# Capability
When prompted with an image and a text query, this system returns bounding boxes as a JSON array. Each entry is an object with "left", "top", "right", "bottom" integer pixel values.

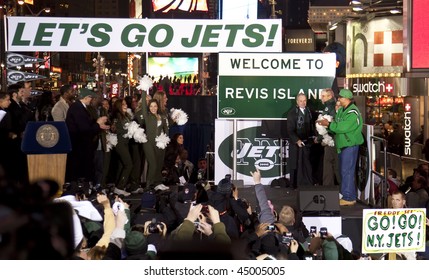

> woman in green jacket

[{"left": 141, "top": 95, "right": 169, "bottom": 190}]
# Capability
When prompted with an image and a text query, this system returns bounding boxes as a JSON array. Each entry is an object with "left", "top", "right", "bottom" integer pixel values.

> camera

[
  {"left": 266, "top": 224, "right": 276, "bottom": 231},
  {"left": 310, "top": 226, "right": 317, "bottom": 236},
  {"left": 148, "top": 218, "right": 164, "bottom": 234},
  {"left": 201, "top": 204, "right": 209, "bottom": 214},
  {"left": 197, "top": 169, "right": 204, "bottom": 180},
  {"left": 281, "top": 232, "right": 293, "bottom": 245},
  {"left": 320, "top": 227, "right": 328, "bottom": 238}
]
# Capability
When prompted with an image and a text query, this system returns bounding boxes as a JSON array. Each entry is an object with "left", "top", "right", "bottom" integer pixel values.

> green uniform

[
  {"left": 141, "top": 92, "right": 169, "bottom": 188},
  {"left": 112, "top": 113, "right": 133, "bottom": 190},
  {"left": 129, "top": 108, "right": 145, "bottom": 188}
]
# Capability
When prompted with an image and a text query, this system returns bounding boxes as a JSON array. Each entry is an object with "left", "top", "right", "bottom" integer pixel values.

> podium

[{"left": 21, "top": 122, "right": 71, "bottom": 189}]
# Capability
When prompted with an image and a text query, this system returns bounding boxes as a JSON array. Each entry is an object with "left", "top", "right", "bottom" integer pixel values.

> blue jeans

[{"left": 339, "top": 146, "right": 359, "bottom": 201}]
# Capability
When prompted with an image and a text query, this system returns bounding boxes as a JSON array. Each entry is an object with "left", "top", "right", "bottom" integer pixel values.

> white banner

[
  {"left": 219, "top": 53, "right": 336, "bottom": 77},
  {"left": 6, "top": 17, "right": 282, "bottom": 53}
]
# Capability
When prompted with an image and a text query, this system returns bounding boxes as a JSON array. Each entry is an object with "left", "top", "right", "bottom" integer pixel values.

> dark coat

[
  {"left": 0, "top": 109, "right": 13, "bottom": 170},
  {"left": 286, "top": 106, "right": 315, "bottom": 170},
  {"left": 65, "top": 101, "right": 101, "bottom": 182},
  {"left": 8, "top": 99, "right": 34, "bottom": 137}
]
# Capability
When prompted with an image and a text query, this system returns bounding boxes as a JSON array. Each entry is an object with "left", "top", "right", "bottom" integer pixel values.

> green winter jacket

[{"left": 328, "top": 102, "right": 364, "bottom": 153}]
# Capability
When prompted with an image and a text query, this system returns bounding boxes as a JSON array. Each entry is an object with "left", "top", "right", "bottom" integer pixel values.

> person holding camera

[
  {"left": 246, "top": 168, "right": 310, "bottom": 259},
  {"left": 308, "top": 228, "right": 353, "bottom": 260},
  {"left": 171, "top": 203, "right": 231, "bottom": 244},
  {"left": 286, "top": 93, "right": 316, "bottom": 188}
]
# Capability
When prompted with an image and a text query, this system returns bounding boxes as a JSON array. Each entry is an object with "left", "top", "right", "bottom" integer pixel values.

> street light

[
  {"left": 18, "top": 1, "right": 51, "bottom": 16},
  {"left": 33, "top": 7, "right": 50, "bottom": 16}
]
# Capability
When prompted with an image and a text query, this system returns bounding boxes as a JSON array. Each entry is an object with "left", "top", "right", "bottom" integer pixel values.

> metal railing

[
  {"left": 375, "top": 142, "right": 429, "bottom": 208},
  {"left": 371, "top": 135, "right": 388, "bottom": 208}
]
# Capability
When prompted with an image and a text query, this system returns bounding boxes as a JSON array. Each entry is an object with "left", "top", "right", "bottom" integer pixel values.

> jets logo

[{"left": 218, "top": 127, "right": 286, "bottom": 177}]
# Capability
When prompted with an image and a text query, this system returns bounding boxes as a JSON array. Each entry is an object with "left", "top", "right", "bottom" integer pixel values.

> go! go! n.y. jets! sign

[{"left": 217, "top": 52, "right": 337, "bottom": 119}]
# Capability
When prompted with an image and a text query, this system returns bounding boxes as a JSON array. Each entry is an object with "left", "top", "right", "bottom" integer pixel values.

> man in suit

[
  {"left": 286, "top": 93, "right": 315, "bottom": 188},
  {"left": 65, "top": 88, "right": 109, "bottom": 183},
  {"left": 7, "top": 83, "right": 34, "bottom": 184}
]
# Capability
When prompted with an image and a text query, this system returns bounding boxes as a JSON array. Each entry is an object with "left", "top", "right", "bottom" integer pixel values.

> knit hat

[
  {"left": 124, "top": 231, "right": 147, "bottom": 255},
  {"left": 178, "top": 183, "right": 196, "bottom": 202},
  {"left": 79, "top": 88, "right": 96, "bottom": 99},
  {"left": 339, "top": 89, "right": 353, "bottom": 99},
  {"left": 217, "top": 177, "right": 232, "bottom": 195}
]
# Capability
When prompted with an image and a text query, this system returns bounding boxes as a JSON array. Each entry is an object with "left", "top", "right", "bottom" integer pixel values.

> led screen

[
  {"left": 411, "top": 0, "right": 429, "bottom": 69},
  {"left": 152, "top": 0, "right": 208, "bottom": 13},
  {"left": 147, "top": 56, "right": 199, "bottom": 83},
  {"left": 222, "top": 0, "right": 258, "bottom": 20}
]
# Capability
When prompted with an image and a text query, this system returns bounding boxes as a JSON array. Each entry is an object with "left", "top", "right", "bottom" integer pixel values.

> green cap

[{"left": 339, "top": 89, "right": 353, "bottom": 99}]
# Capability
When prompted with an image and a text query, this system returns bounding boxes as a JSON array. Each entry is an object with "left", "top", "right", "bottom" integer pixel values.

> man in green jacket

[{"left": 317, "top": 89, "right": 363, "bottom": 206}]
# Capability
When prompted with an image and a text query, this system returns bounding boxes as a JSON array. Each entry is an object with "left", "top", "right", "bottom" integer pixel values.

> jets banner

[
  {"left": 6, "top": 17, "right": 282, "bottom": 53},
  {"left": 6, "top": 52, "right": 44, "bottom": 67},
  {"left": 7, "top": 70, "right": 46, "bottom": 85},
  {"left": 218, "top": 53, "right": 336, "bottom": 119}
]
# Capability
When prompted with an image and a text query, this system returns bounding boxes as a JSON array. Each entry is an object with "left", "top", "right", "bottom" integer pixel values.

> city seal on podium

[{"left": 36, "top": 124, "right": 60, "bottom": 148}]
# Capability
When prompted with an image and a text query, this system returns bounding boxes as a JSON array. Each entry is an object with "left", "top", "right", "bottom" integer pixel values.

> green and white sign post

[
  {"left": 218, "top": 52, "right": 337, "bottom": 119},
  {"left": 216, "top": 53, "right": 336, "bottom": 184}
]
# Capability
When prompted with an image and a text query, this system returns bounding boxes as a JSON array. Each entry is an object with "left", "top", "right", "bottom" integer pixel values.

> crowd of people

[
  {"left": 1, "top": 83, "right": 429, "bottom": 260},
  {"left": 0, "top": 81, "right": 212, "bottom": 196}
]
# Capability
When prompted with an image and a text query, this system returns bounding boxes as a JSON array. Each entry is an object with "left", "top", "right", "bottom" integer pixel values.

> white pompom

[
  {"left": 170, "top": 108, "right": 188, "bottom": 125},
  {"left": 123, "top": 121, "right": 139, "bottom": 139},
  {"left": 155, "top": 132, "right": 171, "bottom": 149},
  {"left": 133, "top": 127, "right": 148, "bottom": 143},
  {"left": 106, "top": 132, "right": 118, "bottom": 152},
  {"left": 124, "top": 121, "right": 148, "bottom": 143},
  {"left": 136, "top": 75, "right": 154, "bottom": 92},
  {"left": 316, "top": 114, "right": 335, "bottom": 147}
]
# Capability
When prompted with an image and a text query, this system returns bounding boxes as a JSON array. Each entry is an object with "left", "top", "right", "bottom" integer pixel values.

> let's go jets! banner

[{"left": 6, "top": 17, "right": 282, "bottom": 53}]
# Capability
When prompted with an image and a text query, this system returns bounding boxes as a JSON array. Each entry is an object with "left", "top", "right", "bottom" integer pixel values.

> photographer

[
  {"left": 171, "top": 203, "right": 231, "bottom": 244},
  {"left": 308, "top": 229, "right": 353, "bottom": 260},
  {"left": 246, "top": 168, "right": 309, "bottom": 259}
]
